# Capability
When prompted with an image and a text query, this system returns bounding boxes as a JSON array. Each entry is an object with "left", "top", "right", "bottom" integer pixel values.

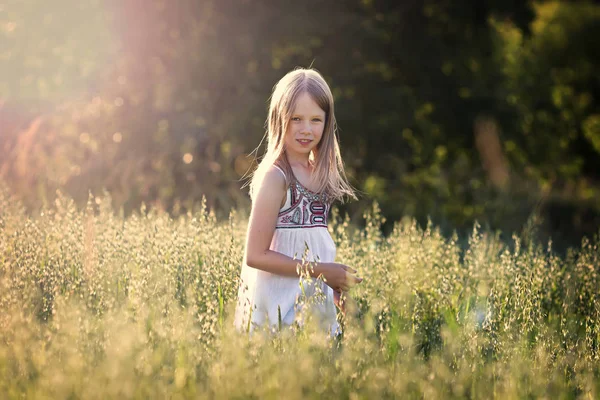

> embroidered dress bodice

[
  {"left": 276, "top": 175, "right": 330, "bottom": 230},
  {"left": 234, "top": 165, "right": 339, "bottom": 337}
]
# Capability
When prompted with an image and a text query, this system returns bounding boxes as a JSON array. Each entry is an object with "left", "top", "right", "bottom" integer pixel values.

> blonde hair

[{"left": 247, "top": 67, "right": 356, "bottom": 203}]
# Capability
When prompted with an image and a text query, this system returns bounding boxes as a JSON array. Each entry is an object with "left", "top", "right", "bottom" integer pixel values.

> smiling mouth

[{"left": 297, "top": 139, "right": 312, "bottom": 145}]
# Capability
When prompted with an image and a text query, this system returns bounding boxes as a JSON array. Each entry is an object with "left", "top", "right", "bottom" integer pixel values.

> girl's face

[{"left": 284, "top": 91, "right": 326, "bottom": 161}]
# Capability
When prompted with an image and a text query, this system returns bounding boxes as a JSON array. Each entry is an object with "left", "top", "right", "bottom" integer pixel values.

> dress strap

[
  {"left": 272, "top": 164, "right": 287, "bottom": 182},
  {"left": 272, "top": 164, "right": 290, "bottom": 212}
]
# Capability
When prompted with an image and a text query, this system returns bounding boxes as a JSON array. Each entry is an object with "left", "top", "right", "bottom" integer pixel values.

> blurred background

[{"left": 1, "top": 0, "right": 599, "bottom": 251}]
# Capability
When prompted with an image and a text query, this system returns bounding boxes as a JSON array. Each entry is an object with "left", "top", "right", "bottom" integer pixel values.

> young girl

[{"left": 234, "top": 67, "right": 362, "bottom": 337}]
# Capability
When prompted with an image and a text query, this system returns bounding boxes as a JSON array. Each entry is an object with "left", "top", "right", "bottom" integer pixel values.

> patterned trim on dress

[{"left": 276, "top": 178, "right": 330, "bottom": 230}]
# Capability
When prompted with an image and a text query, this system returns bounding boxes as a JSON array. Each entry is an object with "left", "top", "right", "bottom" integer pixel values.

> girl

[{"left": 234, "top": 67, "right": 362, "bottom": 337}]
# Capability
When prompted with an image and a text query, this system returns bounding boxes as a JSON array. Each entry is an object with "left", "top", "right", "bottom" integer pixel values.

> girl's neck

[
  {"left": 285, "top": 152, "right": 313, "bottom": 170},
  {"left": 285, "top": 152, "right": 320, "bottom": 192}
]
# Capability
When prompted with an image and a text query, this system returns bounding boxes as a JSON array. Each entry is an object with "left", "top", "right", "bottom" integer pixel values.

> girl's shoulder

[
  {"left": 259, "top": 164, "right": 288, "bottom": 210},
  {"left": 270, "top": 163, "right": 287, "bottom": 182},
  {"left": 260, "top": 164, "right": 287, "bottom": 189}
]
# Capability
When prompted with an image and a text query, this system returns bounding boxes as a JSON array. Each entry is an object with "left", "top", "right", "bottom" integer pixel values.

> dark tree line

[{"left": 1, "top": 0, "right": 599, "bottom": 250}]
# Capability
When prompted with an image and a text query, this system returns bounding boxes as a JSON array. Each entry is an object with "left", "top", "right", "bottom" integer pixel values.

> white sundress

[{"left": 234, "top": 165, "right": 340, "bottom": 337}]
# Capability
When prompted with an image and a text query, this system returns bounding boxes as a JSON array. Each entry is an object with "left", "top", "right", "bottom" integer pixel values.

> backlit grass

[{"left": 1, "top": 186, "right": 599, "bottom": 399}]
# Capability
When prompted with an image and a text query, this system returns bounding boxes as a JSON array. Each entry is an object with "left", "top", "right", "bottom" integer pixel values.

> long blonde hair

[{"left": 247, "top": 67, "right": 356, "bottom": 203}]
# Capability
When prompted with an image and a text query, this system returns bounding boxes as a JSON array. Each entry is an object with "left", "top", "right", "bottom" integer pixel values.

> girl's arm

[
  {"left": 244, "top": 166, "right": 309, "bottom": 277},
  {"left": 245, "top": 166, "right": 362, "bottom": 291}
]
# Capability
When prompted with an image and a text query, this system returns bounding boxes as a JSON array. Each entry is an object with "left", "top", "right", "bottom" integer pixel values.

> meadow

[{"left": 1, "top": 186, "right": 599, "bottom": 399}]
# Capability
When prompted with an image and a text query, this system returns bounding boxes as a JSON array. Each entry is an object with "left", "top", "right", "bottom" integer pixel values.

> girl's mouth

[{"left": 297, "top": 139, "right": 312, "bottom": 146}]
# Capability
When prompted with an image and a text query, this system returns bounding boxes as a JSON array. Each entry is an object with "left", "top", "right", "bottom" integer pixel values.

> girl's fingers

[
  {"left": 336, "top": 274, "right": 363, "bottom": 292},
  {"left": 341, "top": 265, "right": 357, "bottom": 274}
]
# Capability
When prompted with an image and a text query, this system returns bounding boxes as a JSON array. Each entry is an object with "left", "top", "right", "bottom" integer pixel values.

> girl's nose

[{"left": 302, "top": 121, "right": 312, "bottom": 132}]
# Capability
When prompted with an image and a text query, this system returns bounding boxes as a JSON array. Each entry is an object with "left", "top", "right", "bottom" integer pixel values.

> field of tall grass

[{"left": 1, "top": 185, "right": 599, "bottom": 399}]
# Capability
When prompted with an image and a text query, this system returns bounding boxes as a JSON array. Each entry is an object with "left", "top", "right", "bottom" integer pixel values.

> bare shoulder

[
  {"left": 249, "top": 165, "right": 287, "bottom": 229},
  {"left": 255, "top": 166, "right": 286, "bottom": 204},
  {"left": 260, "top": 165, "right": 286, "bottom": 190}
]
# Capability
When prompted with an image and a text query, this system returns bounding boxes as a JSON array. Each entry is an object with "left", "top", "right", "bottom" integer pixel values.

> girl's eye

[{"left": 291, "top": 117, "right": 322, "bottom": 122}]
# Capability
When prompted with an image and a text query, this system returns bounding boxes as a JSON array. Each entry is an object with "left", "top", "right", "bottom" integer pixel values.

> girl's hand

[{"left": 322, "top": 262, "right": 362, "bottom": 293}]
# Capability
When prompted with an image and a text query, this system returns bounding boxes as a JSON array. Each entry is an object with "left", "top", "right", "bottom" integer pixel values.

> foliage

[
  {"left": 1, "top": 187, "right": 600, "bottom": 398},
  {"left": 1, "top": 0, "right": 599, "bottom": 251}
]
